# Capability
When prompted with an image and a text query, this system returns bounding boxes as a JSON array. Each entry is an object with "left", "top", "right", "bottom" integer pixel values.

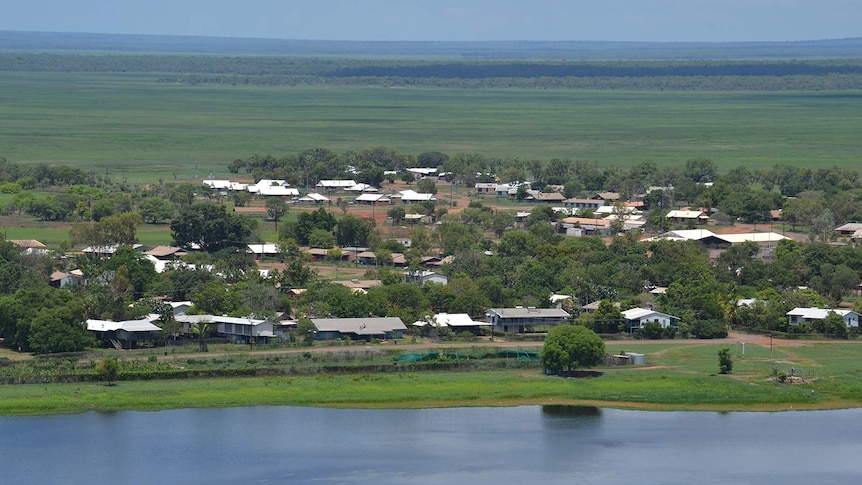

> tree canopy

[{"left": 541, "top": 325, "right": 605, "bottom": 375}]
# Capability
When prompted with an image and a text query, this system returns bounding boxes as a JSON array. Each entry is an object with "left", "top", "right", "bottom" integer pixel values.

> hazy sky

[{"left": 2, "top": 0, "right": 860, "bottom": 42}]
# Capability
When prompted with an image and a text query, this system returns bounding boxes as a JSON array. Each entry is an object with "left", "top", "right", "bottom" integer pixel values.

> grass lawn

[
  {"left": 2, "top": 72, "right": 862, "bottom": 182},
  {"left": 2, "top": 341, "right": 860, "bottom": 415}
]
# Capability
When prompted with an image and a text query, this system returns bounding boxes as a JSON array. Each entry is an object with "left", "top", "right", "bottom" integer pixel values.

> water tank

[{"left": 625, "top": 352, "right": 646, "bottom": 365}]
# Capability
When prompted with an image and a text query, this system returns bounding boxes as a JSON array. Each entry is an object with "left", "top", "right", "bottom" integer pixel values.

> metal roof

[
  {"left": 311, "top": 317, "right": 407, "bottom": 335},
  {"left": 87, "top": 317, "right": 162, "bottom": 333},
  {"left": 786, "top": 307, "right": 855, "bottom": 319},
  {"left": 487, "top": 308, "right": 570, "bottom": 319}
]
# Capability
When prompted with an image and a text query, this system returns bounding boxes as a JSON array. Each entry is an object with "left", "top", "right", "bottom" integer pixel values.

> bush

[
  {"left": 95, "top": 358, "right": 119, "bottom": 385},
  {"left": 718, "top": 348, "right": 733, "bottom": 374},
  {"left": 691, "top": 320, "right": 728, "bottom": 339}
]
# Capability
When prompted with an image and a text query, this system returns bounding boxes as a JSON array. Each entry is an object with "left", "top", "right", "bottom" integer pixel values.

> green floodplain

[
  {"left": 2, "top": 340, "right": 861, "bottom": 416},
  {"left": 2, "top": 72, "right": 862, "bottom": 183}
]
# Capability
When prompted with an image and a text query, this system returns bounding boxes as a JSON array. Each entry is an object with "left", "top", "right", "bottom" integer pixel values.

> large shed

[{"left": 310, "top": 317, "right": 407, "bottom": 341}]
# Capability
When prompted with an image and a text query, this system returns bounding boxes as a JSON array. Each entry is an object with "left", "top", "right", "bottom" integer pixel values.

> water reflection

[
  {"left": 542, "top": 404, "right": 603, "bottom": 419},
  {"left": 2, "top": 406, "right": 862, "bottom": 485}
]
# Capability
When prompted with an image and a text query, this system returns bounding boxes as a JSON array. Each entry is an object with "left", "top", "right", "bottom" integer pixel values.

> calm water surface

[{"left": 2, "top": 406, "right": 861, "bottom": 484}]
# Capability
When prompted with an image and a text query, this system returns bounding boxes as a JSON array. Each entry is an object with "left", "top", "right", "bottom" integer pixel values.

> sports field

[{"left": 2, "top": 72, "right": 861, "bottom": 181}]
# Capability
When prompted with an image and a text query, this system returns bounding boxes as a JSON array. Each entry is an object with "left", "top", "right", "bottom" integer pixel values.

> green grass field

[
  {"left": 1, "top": 341, "right": 859, "bottom": 415},
  {"left": 2, "top": 72, "right": 861, "bottom": 182}
]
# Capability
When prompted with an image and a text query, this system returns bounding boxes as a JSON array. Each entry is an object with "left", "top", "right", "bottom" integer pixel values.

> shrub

[
  {"left": 718, "top": 348, "right": 733, "bottom": 374},
  {"left": 691, "top": 320, "right": 728, "bottom": 339},
  {"left": 95, "top": 358, "right": 119, "bottom": 385}
]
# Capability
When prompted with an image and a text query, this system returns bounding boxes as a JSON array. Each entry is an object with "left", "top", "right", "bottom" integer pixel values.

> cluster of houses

[
  {"left": 80, "top": 292, "right": 862, "bottom": 350},
  {"left": 203, "top": 178, "right": 436, "bottom": 206},
  {"left": 82, "top": 300, "right": 680, "bottom": 350}
]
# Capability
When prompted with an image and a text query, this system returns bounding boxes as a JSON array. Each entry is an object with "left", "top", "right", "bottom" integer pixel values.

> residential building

[
  {"left": 296, "top": 193, "right": 330, "bottom": 204},
  {"left": 786, "top": 308, "right": 860, "bottom": 328},
  {"left": 87, "top": 316, "right": 163, "bottom": 349},
  {"left": 666, "top": 210, "right": 710, "bottom": 225},
  {"left": 316, "top": 180, "right": 357, "bottom": 190},
  {"left": 563, "top": 198, "right": 606, "bottom": 211},
  {"left": 310, "top": 317, "right": 407, "bottom": 341},
  {"left": 621, "top": 308, "right": 680, "bottom": 331},
  {"left": 475, "top": 182, "right": 497, "bottom": 195},
  {"left": 175, "top": 314, "right": 277, "bottom": 343},
  {"left": 485, "top": 307, "right": 570, "bottom": 333},
  {"left": 413, "top": 313, "right": 490, "bottom": 334}
]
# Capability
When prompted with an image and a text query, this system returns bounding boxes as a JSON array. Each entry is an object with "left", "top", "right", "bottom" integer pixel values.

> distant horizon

[
  {"left": 1, "top": 1, "right": 859, "bottom": 43},
  {"left": 4, "top": 29, "right": 860, "bottom": 45}
]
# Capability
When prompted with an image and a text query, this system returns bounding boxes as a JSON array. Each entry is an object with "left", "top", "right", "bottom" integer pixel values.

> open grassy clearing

[
  {"left": 2, "top": 72, "right": 861, "bottom": 181},
  {"left": 1, "top": 341, "right": 860, "bottom": 415}
]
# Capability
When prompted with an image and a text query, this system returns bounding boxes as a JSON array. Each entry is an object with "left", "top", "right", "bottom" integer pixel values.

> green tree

[
  {"left": 296, "top": 318, "right": 317, "bottom": 346},
  {"left": 232, "top": 191, "right": 252, "bottom": 207},
  {"left": 387, "top": 205, "right": 406, "bottom": 225},
  {"left": 285, "top": 208, "right": 337, "bottom": 245},
  {"left": 189, "top": 280, "right": 244, "bottom": 316},
  {"left": 591, "top": 300, "right": 624, "bottom": 334},
  {"left": 308, "top": 228, "right": 337, "bottom": 249},
  {"left": 541, "top": 324, "right": 605, "bottom": 375},
  {"left": 28, "top": 305, "right": 93, "bottom": 354},
  {"left": 191, "top": 318, "right": 213, "bottom": 352},
  {"left": 170, "top": 202, "right": 256, "bottom": 251},
  {"left": 718, "top": 347, "right": 733, "bottom": 374},
  {"left": 417, "top": 178, "right": 437, "bottom": 195},
  {"left": 168, "top": 183, "right": 198, "bottom": 208},
  {"left": 817, "top": 312, "right": 849, "bottom": 339},
  {"left": 95, "top": 358, "right": 120, "bottom": 385},
  {"left": 138, "top": 197, "right": 174, "bottom": 224},
  {"left": 265, "top": 197, "right": 288, "bottom": 232},
  {"left": 334, "top": 214, "right": 375, "bottom": 247}
]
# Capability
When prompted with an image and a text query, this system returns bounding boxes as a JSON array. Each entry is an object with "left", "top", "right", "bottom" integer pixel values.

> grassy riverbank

[{"left": 2, "top": 341, "right": 861, "bottom": 415}]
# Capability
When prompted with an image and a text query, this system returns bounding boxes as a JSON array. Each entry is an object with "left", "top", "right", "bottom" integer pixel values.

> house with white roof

[
  {"left": 247, "top": 243, "right": 281, "bottom": 259},
  {"left": 406, "top": 167, "right": 438, "bottom": 177},
  {"left": 316, "top": 180, "right": 357, "bottom": 190},
  {"left": 355, "top": 193, "right": 391, "bottom": 204},
  {"left": 202, "top": 179, "right": 233, "bottom": 190},
  {"left": 786, "top": 308, "right": 860, "bottom": 328},
  {"left": 413, "top": 313, "right": 491, "bottom": 334},
  {"left": 345, "top": 183, "right": 379, "bottom": 192},
  {"left": 175, "top": 314, "right": 277, "bottom": 343},
  {"left": 621, "top": 308, "right": 680, "bottom": 331},
  {"left": 396, "top": 190, "right": 436, "bottom": 204},
  {"left": 718, "top": 232, "right": 788, "bottom": 248},
  {"left": 87, "top": 315, "right": 163, "bottom": 349},
  {"left": 296, "top": 193, "right": 330, "bottom": 204},
  {"left": 666, "top": 209, "right": 710, "bottom": 225}
]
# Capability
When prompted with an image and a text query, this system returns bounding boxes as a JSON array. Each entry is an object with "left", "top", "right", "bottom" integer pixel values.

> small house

[
  {"left": 310, "top": 317, "right": 407, "bottom": 341},
  {"left": 786, "top": 308, "right": 860, "bottom": 328},
  {"left": 87, "top": 316, "right": 163, "bottom": 349},
  {"left": 621, "top": 308, "right": 680, "bottom": 332},
  {"left": 485, "top": 307, "right": 570, "bottom": 333}
]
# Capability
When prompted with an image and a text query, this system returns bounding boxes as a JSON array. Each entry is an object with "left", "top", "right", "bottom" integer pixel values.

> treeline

[
  {"left": 3, "top": 53, "right": 862, "bottom": 90},
  {"left": 329, "top": 61, "right": 862, "bottom": 79},
  {"left": 4, "top": 31, "right": 862, "bottom": 59},
  {"left": 0, "top": 158, "right": 95, "bottom": 188}
]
